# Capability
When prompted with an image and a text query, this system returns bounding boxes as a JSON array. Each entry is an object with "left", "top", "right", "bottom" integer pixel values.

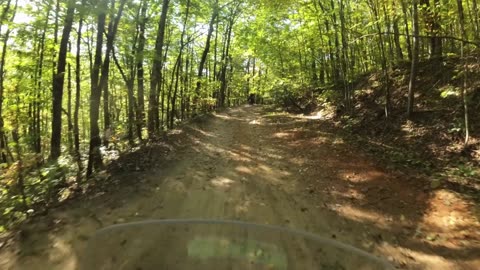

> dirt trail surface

[{"left": 1, "top": 106, "right": 479, "bottom": 269}]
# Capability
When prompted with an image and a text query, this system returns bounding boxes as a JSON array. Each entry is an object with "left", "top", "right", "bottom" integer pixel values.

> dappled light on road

[{"left": 1, "top": 106, "right": 478, "bottom": 270}]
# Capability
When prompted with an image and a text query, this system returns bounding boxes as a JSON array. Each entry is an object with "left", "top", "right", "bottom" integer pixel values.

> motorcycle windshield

[{"left": 80, "top": 219, "right": 393, "bottom": 270}]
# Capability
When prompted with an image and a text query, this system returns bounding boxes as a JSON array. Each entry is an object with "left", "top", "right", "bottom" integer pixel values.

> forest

[{"left": 0, "top": 0, "right": 479, "bottom": 268}]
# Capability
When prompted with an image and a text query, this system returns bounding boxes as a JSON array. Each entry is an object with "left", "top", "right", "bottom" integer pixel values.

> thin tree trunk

[
  {"left": 431, "top": 0, "right": 442, "bottom": 59},
  {"left": 170, "top": 0, "right": 190, "bottom": 128},
  {"left": 50, "top": 0, "right": 76, "bottom": 160},
  {"left": 213, "top": 14, "right": 219, "bottom": 81},
  {"left": 219, "top": 19, "right": 233, "bottom": 107},
  {"left": 456, "top": 0, "right": 470, "bottom": 145},
  {"left": 13, "top": 85, "right": 27, "bottom": 209},
  {"left": 112, "top": 51, "right": 135, "bottom": 144},
  {"left": 67, "top": 42, "right": 73, "bottom": 151},
  {"left": 369, "top": 0, "right": 391, "bottom": 117},
  {"left": 472, "top": 0, "right": 480, "bottom": 41},
  {"left": 392, "top": 0, "right": 404, "bottom": 61},
  {"left": 339, "top": 0, "right": 351, "bottom": 110},
  {"left": 136, "top": 0, "right": 147, "bottom": 140},
  {"left": 0, "top": 31, "right": 10, "bottom": 164},
  {"left": 401, "top": 0, "right": 413, "bottom": 60},
  {"left": 408, "top": 0, "right": 420, "bottom": 117},
  {"left": 194, "top": 1, "right": 218, "bottom": 111},
  {"left": 74, "top": 7, "right": 84, "bottom": 160},
  {"left": 32, "top": 7, "right": 50, "bottom": 154}
]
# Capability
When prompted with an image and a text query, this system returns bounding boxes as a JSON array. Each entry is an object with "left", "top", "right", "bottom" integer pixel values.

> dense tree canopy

[{"left": 0, "top": 0, "right": 478, "bottom": 227}]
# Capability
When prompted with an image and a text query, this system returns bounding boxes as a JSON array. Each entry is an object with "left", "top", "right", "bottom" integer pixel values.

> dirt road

[{"left": 0, "top": 106, "right": 479, "bottom": 269}]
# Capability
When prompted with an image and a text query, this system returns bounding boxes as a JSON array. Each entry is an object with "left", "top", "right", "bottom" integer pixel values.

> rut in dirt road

[{"left": 1, "top": 106, "right": 479, "bottom": 270}]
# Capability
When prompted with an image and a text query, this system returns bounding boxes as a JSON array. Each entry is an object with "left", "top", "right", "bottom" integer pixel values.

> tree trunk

[
  {"left": 87, "top": 2, "right": 107, "bottom": 177},
  {"left": 148, "top": 0, "right": 170, "bottom": 136},
  {"left": 408, "top": 0, "right": 420, "bottom": 117},
  {"left": 472, "top": 0, "right": 480, "bottom": 41},
  {"left": 194, "top": 1, "right": 218, "bottom": 111},
  {"left": 456, "top": 0, "right": 470, "bottom": 145},
  {"left": 401, "top": 0, "right": 413, "bottom": 60},
  {"left": 0, "top": 0, "right": 12, "bottom": 163},
  {"left": 67, "top": 42, "right": 73, "bottom": 151},
  {"left": 112, "top": 51, "right": 135, "bottom": 144},
  {"left": 0, "top": 32, "right": 10, "bottom": 164},
  {"left": 213, "top": 14, "right": 219, "bottom": 82},
  {"left": 87, "top": 0, "right": 126, "bottom": 176},
  {"left": 31, "top": 7, "right": 50, "bottom": 154},
  {"left": 339, "top": 0, "right": 351, "bottom": 110},
  {"left": 369, "top": 0, "right": 391, "bottom": 118},
  {"left": 50, "top": 0, "right": 76, "bottom": 160},
  {"left": 74, "top": 6, "right": 84, "bottom": 160},
  {"left": 170, "top": 0, "right": 190, "bottom": 128},
  {"left": 431, "top": 0, "right": 442, "bottom": 59},
  {"left": 219, "top": 18, "right": 233, "bottom": 108},
  {"left": 136, "top": 0, "right": 147, "bottom": 140},
  {"left": 392, "top": 1, "right": 404, "bottom": 61}
]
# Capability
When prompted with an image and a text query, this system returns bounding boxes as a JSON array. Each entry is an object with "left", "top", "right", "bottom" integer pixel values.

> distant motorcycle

[{"left": 81, "top": 219, "right": 394, "bottom": 270}]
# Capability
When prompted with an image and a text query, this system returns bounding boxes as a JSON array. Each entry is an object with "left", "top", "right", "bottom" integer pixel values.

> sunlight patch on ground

[
  {"left": 211, "top": 177, "right": 236, "bottom": 188},
  {"left": 235, "top": 200, "right": 251, "bottom": 215},
  {"left": 378, "top": 243, "right": 456, "bottom": 270},
  {"left": 199, "top": 142, "right": 237, "bottom": 159},
  {"left": 288, "top": 158, "right": 306, "bottom": 167},
  {"left": 169, "top": 129, "right": 184, "bottom": 135},
  {"left": 235, "top": 166, "right": 253, "bottom": 174},
  {"left": 48, "top": 235, "right": 78, "bottom": 269},
  {"left": 213, "top": 114, "right": 245, "bottom": 122},
  {"left": 298, "top": 111, "right": 325, "bottom": 120},
  {"left": 214, "top": 114, "right": 232, "bottom": 120},
  {"left": 273, "top": 132, "right": 292, "bottom": 139},
  {"left": 261, "top": 150, "right": 284, "bottom": 161},
  {"left": 253, "top": 164, "right": 289, "bottom": 184},
  {"left": 248, "top": 119, "right": 263, "bottom": 125},
  {"left": 190, "top": 127, "right": 216, "bottom": 138},
  {"left": 331, "top": 189, "right": 366, "bottom": 201},
  {"left": 334, "top": 204, "right": 392, "bottom": 230},
  {"left": 421, "top": 190, "right": 480, "bottom": 232},
  {"left": 258, "top": 164, "right": 273, "bottom": 174},
  {"left": 239, "top": 144, "right": 253, "bottom": 151},
  {"left": 224, "top": 149, "right": 252, "bottom": 162}
]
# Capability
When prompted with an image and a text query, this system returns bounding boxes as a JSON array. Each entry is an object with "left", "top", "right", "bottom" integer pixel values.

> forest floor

[{"left": 0, "top": 105, "right": 479, "bottom": 269}]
